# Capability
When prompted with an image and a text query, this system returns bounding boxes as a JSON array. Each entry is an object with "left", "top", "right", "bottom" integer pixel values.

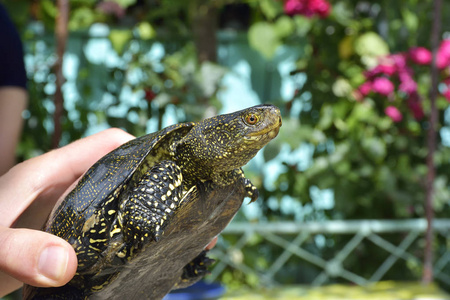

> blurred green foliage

[
  {"left": 2, "top": 0, "right": 450, "bottom": 291},
  {"left": 223, "top": 281, "right": 450, "bottom": 299}
]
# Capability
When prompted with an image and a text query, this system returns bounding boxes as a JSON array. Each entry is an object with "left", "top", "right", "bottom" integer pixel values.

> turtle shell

[
  {"left": 22, "top": 121, "right": 249, "bottom": 300},
  {"left": 23, "top": 104, "right": 281, "bottom": 299},
  {"left": 87, "top": 178, "right": 247, "bottom": 299},
  {"left": 47, "top": 123, "right": 194, "bottom": 244},
  {"left": 24, "top": 179, "right": 247, "bottom": 300},
  {"left": 22, "top": 123, "right": 197, "bottom": 299}
]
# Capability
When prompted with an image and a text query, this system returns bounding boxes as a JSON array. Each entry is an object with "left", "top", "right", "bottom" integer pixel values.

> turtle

[{"left": 23, "top": 104, "right": 282, "bottom": 300}]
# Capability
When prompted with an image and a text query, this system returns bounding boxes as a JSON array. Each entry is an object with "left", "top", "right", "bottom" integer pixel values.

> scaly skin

[
  {"left": 23, "top": 105, "right": 282, "bottom": 300},
  {"left": 172, "top": 104, "right": 282, "bottom": 198}
]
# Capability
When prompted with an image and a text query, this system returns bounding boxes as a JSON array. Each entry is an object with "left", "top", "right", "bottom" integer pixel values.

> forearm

[{"left": 0, "top": 87, "right": 27, "bottom": 175}]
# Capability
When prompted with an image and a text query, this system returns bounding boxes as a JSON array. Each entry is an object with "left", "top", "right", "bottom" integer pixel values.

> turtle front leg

[
  {"left": 212, "top": 168, "right": 259, "bottom": 202},
  {"left": 117, "top": 160, "right": 187, "bottom": 250},
  {"left": 239, "top": 169, "right": 259, "bottom": 203}
]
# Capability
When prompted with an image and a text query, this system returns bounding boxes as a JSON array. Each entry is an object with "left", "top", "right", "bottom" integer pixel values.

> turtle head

[{"left": 174, "top": 105, "right": 282, "bottom": 178}]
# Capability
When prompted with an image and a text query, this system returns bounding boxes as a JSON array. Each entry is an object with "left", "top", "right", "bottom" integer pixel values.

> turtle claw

[
  {"left": 175, "top": 251, "right": 215, "bottom": 289},
  {"left": 244, "top": 178, "right": 259, "bottom": 203}
]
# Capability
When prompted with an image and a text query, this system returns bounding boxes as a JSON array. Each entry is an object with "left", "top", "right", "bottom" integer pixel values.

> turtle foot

[
  {"left": 175, "top": 251, "right": 215, "bottom": 290},
  {"left": 244, "top": 178, "right": 259, "bottom": 203}
]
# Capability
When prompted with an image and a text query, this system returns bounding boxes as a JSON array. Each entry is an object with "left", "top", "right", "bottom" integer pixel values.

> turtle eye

[{"left": 245, "top": 113, "right": 259, "bottom": 125}]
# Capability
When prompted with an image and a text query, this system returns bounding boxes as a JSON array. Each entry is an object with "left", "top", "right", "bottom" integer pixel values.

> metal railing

[{"left": 208, "top": 219, "right": 450, "bottom": 287}]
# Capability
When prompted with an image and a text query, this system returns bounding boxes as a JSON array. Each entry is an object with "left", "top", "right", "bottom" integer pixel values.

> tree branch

[
  {"left": 51, "top": 0, "right": 69, "bottom": 149},
  {"left": 423, "top": 0, "right": 442, "bottom": 284}
]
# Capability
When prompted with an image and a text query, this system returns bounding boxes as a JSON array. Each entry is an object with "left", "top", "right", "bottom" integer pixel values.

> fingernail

[{"left": 38, "top": 246, "right": 68, "bottom": 281}]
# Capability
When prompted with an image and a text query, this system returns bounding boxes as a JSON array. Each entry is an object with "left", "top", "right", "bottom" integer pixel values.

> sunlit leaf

[
  {"left": 248, "top": 22, "right": 281, "bottom": 59},
  {"left": 110, "top": 0, "right": 137, "bottom": 8},
  {"left": 137, "top": 22, "right": 156, "bottom": 40},
  {"left": 355, "top": 32, "right": 389, "bottom": 67},
  {"left": 338, "top": 36, "right": 354, "bottom": 60},
  {"left": 109, "top": 29, "right": 133, "bottom": 55},
  {"left": 260, "top": 0, "right": 283, "bottom": 20},
  {"left": 68, "top": 7, "right": 96, "bottom": 30},
  {"left": 275, "top": 16, "right": 295, "bottom": 38},
  {"left": 401, "top": 7, "right": 419, "bottom": 32}
]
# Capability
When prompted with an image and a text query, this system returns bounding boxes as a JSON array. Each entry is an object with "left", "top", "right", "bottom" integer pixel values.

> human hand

[{"left": 0, "top": 128, "right": 134, "bottom": 297}]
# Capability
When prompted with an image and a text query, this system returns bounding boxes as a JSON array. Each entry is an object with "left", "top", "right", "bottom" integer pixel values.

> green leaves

[
  {"left": 260, "top": 0, "right": 283, "bottom": 20},
  {"left": 109, "top": 29, "right": 133, "bottom": 55},
  {"left": 137, "top": 22, "right": 156, "bottom": 40},
  {"left": 354, "top": 32, "right": 390, "bottom": 67},
  {"left": 110, "top": 0, "right": 137, "bottom": 7},
  {"left": 248, "top": 22, "right": 281, "bottom": 59},
  {"left": 275, "top": 16, "right": 295, "bottom": 38},
  {"left": 247, "top": 10, "right": 307, "bottom": 59}
]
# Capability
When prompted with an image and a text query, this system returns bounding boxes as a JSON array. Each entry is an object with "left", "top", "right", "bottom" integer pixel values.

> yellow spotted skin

[{"left": 23, "top": 104, "right": 281, "bottom": 300}]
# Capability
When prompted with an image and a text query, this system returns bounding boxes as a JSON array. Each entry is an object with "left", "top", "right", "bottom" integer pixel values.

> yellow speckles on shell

[
  {"left": 88, "top": 244, "right": 102, "bottom": 252},
  {"left": 89, "top": 238, "right": 107, "bottom": 243},
  {"left": 41, "top": 105, "right": 281, "bottom": 295},
  {"left": 109, "top": 227, "right": 122, "bottom": 237}
]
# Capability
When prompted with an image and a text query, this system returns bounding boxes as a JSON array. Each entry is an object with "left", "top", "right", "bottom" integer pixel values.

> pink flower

[
  {"left": 409, "top": 47, "right": 432, "bottom": 65},
  {"left": 388, "top": 53, "right": 408, "bottom": 70},
  {"left": 284, "top": 0, "right": 307, "bottom": 16},
  {"left": 398, "top": 71, "right": 417, "bottom": 94},
  {"left": 309, "top": 0, "right": 331, "bottom": 18},
  {"left": 442, "top": 89, "right": 450, "bottom": 102},
  {"left": 385, "top": 106, "right": 403, "bottom": 122},
  {"left": 377, "top": 64, "right": 397, "bottom": 76},
  {"left": 358, "top": 81, "right": 372, "bottom": 96},
  {"left": 437, "top": 40, "right": 450, "bottom": 69},
  {"left": 441, "top": 79, "right": 450, "bottom": 102},
  {"left": 365, "top": 64, "right": 396, "bottom": 79},
  {"left": 372, "top": 77, "right": 394, "bottom": 96},
  {"left": 284, "top": 0, "right": 331, "bottom": 18}
]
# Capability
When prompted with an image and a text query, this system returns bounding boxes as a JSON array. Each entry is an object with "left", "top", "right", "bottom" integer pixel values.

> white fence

[{"left": 209, "top": 219, "right": 450, "bottom": 287}]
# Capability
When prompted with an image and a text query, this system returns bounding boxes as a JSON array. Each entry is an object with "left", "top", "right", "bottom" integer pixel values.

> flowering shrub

[
  {"left": 384, "top": 106, "right": 403, "bottom": 123},
  {"left": 409, "top": 47, "right": 432, "bottom": 65},
  {"left": 357, "top": 40, "right": 450, "bottom": 122},
  {"left": 437, "top": 40, "right": 450, "bottom": 69},
  {"left": 284, "top": 0, "right": 331, "bottom": 18}
]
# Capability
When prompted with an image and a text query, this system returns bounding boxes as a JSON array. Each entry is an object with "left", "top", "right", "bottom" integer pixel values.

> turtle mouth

[{"left": 245, "top": 116, "right": 282, "bottom": 141}]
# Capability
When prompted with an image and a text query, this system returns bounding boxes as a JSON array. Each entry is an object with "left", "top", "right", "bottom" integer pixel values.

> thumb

[{"left": 0, "top": 227, "right": 77, "bottom": 288}]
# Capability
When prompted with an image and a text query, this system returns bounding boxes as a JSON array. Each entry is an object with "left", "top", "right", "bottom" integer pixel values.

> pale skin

[
  {"left": 0, "top": 128, "right": 217, "bottom": 297},
  {"left": 0, "top": 87, "right": 28, "bottom": 176}
]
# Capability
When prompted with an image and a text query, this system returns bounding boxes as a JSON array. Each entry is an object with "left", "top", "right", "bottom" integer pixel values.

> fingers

[
  {"left": 0, "top": 227, "right": 77, "bottom": 293},
  {"left": 205, "top": 236, "right": 218, "bottom": 250},
  {"left": 0, "top": 128, "right": 134, "bottom": 227},
  {"left": 0, "top": 128, "right": 134, "bottom": 296}
]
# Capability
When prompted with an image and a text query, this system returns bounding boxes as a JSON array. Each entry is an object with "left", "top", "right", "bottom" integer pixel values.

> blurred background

[{"left": 2, "top": 0, "right": 450, "bottom": 299}]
